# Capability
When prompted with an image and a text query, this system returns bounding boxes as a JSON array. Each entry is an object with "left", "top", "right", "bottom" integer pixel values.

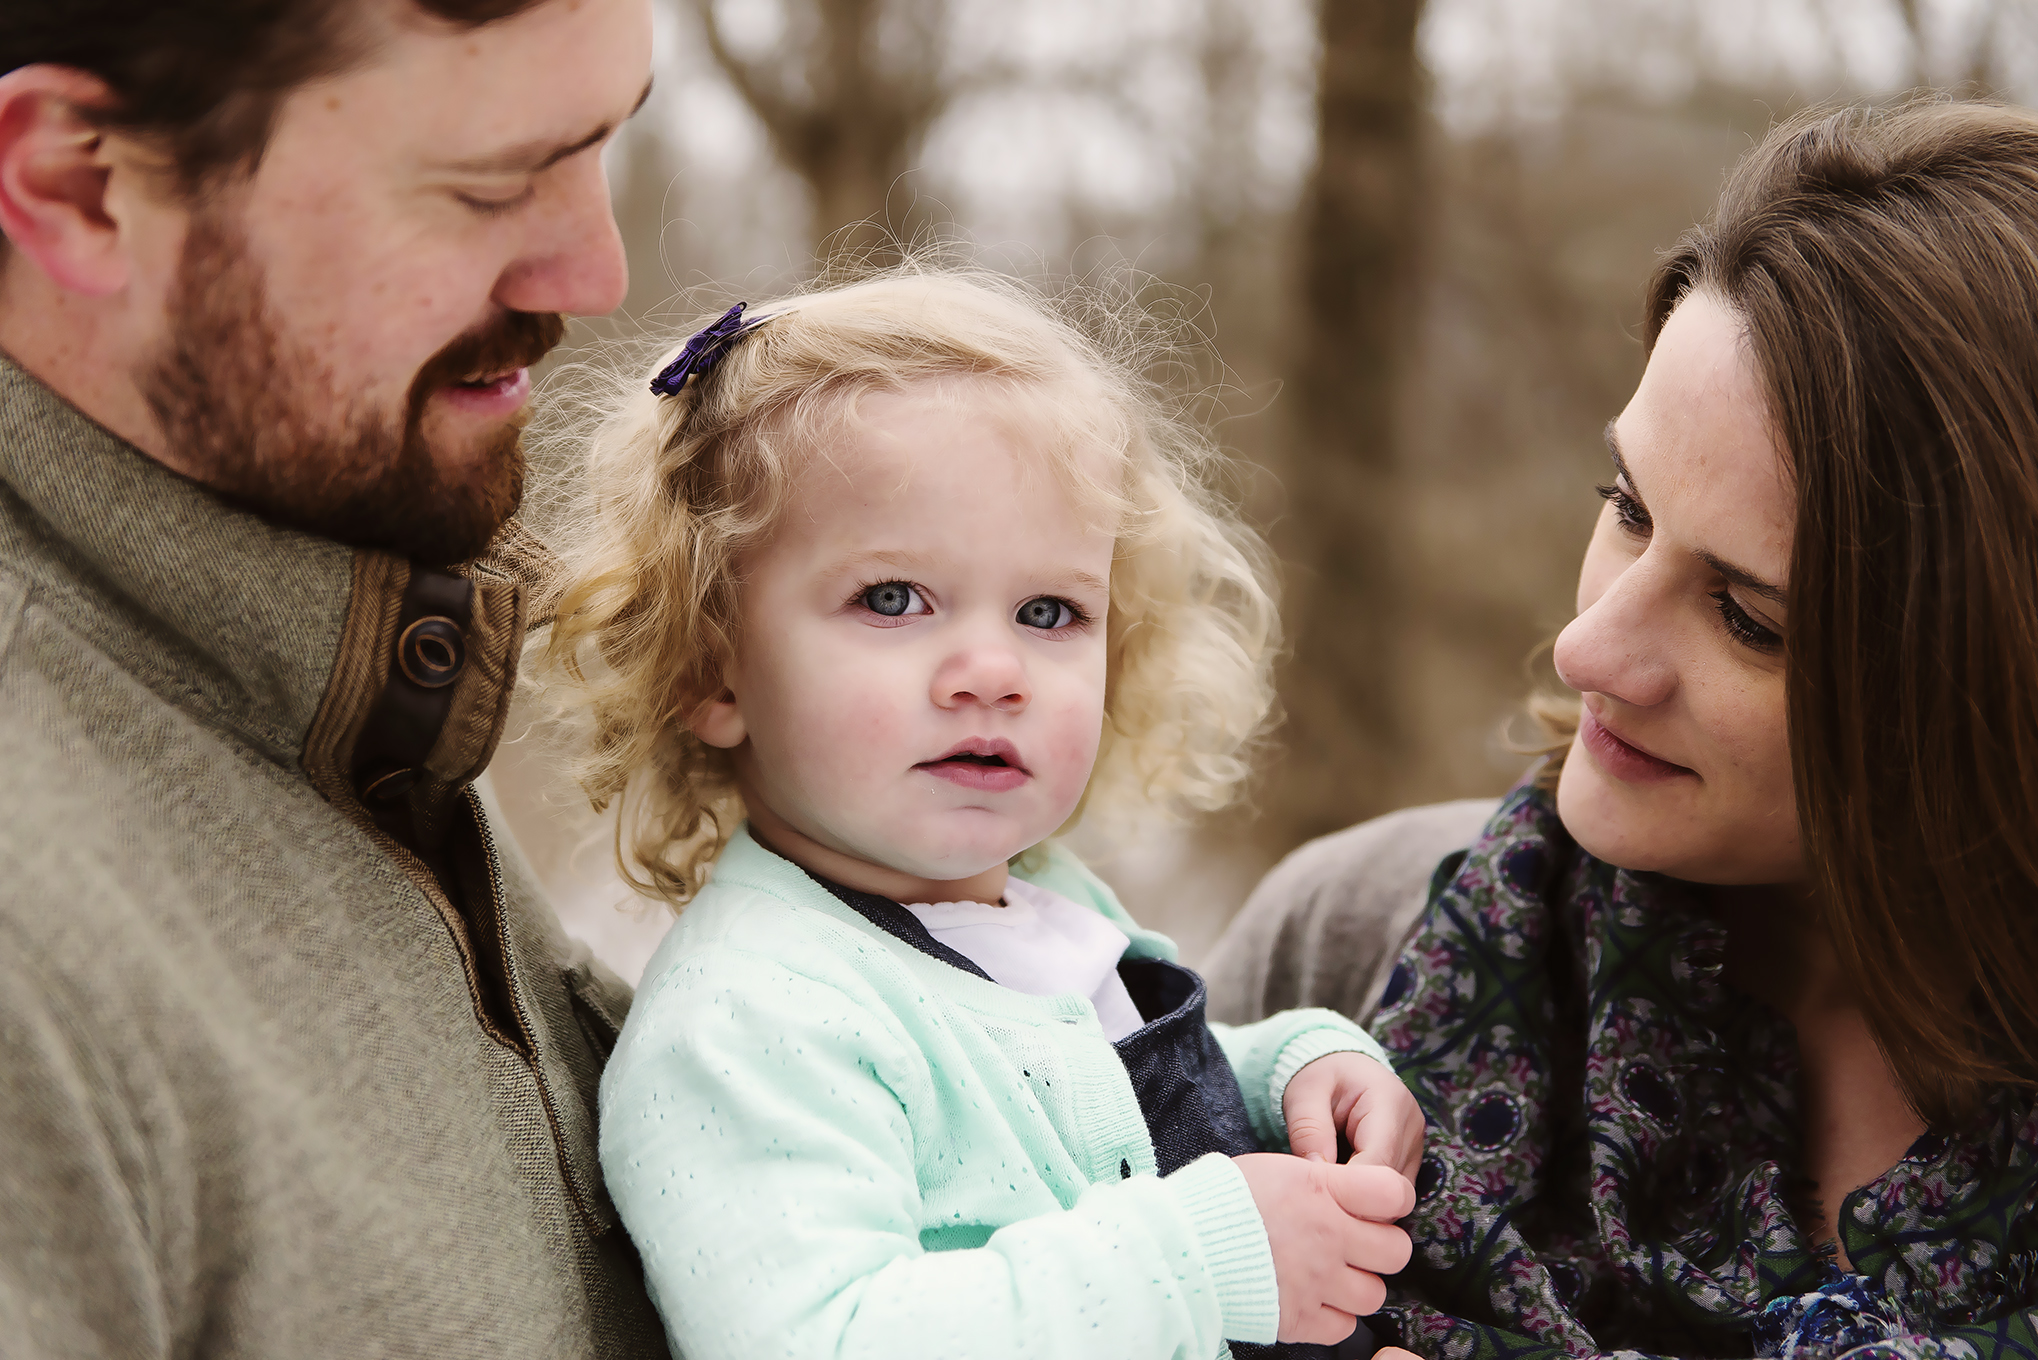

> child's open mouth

[{"left": 916, "top": 739, "right": 1030, "bottom": 793}]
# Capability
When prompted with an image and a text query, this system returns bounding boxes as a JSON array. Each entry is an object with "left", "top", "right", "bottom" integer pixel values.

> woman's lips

[
  {"left": 1578, "top": 707, "right": 1697, "bottom": 784},
  {"left": 434, "top": 366, "right": 533, "bottom": 419}
]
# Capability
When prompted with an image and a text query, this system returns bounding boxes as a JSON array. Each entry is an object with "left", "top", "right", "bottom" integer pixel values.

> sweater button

[{"left": 398, "top": 616, "right": 466, "bottom": 688}]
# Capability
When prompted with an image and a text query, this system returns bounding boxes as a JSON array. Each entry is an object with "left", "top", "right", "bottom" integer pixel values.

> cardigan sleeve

[
  {"left": 1208, "top": 1008, "right": 1395, "bottom": 1152},
  {"left": 600, "top": 946, "right": 1278, "bottom": 1360}
]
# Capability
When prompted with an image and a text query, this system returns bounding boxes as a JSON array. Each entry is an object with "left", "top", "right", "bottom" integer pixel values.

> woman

[{"left": 1210, "top": 99, "right": 2038, "bottom": 1360}]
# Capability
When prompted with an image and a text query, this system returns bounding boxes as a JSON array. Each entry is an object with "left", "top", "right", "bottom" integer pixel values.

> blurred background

[{"left": 485, "top": 0, "right": 2038, "bottom": 983}]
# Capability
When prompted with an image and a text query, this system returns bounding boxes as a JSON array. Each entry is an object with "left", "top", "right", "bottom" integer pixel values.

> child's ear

[{"left": 686, "top": 686, "right": 747, "bottom": 750}]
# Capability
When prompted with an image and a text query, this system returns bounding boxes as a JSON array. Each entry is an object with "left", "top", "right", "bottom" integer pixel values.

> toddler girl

[{"left": 544, "top": 271, "right": 1424, "bottom": 1360}]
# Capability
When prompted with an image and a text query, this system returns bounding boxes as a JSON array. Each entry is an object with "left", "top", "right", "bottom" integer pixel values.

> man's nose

[
  {"left": 492, "top": 154, "right": 629, "bottom": 318},
  {"left": 1552, "top": 559, "right": 1677, "bottom": 709},
  {"left": 931, "top": 644, "right": 1030, "bottom": 714}
]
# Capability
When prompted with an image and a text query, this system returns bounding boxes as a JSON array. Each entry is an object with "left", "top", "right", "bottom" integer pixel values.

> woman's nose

[
  {"left": 1553, "top": 561, "right": 1678, "bottom": 709},
  {"left": 931, "top": 646, "right": 1030, "bottom": 714}
]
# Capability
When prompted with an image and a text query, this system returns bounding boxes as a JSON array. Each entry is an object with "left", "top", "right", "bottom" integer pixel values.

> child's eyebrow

[
  {"left": 831, "top": 548, "right": 940, "bottom": 576},
  {"left": 1052, "top": 569, "right": 1111, "bottom": 597}
]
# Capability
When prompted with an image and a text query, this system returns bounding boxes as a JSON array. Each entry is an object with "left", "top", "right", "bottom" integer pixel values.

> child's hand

[
  {"left": 1233, "top": 1153, "right": 1414, "bottom": 1344},
  {"left": 1282, "top": 1052, "right": 1425, "bottom": 1180}
]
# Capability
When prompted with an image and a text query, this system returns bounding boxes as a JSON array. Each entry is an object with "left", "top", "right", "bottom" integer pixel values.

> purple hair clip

[{"left": 649, "top": 302, "right": 769, "bottom": 397}]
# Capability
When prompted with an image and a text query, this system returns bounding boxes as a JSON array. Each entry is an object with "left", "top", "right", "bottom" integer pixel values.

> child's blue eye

[
  {"left": 861, "top": 582, "right": 927, "bottom": 617},
  {"left": 1015, "top": 596, "right": 1075, "bottom": 630}
]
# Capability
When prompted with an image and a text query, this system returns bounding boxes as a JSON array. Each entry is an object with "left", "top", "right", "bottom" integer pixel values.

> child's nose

[{"left": 931, "top": 647, "right": 1030, "bottom": 714}]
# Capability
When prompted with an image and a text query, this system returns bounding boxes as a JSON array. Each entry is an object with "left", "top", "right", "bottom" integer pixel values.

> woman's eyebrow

[
  {"left": 1604, "top": 421, "right": 1643, "bottom": 501},
  {"left": 1697, "top": 550, "right": 1787, "bottom": 605}
]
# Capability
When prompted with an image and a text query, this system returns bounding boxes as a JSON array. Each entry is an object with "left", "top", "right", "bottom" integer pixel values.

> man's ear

[
  {"left": 0, "top": 66, "right": 135, "bottom": 297},
  {"left": 687, "top": 684, "right": 747, "bottom": 751}
]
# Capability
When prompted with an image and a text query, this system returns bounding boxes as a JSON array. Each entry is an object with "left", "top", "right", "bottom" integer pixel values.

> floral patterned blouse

[{"left": 1372, "top": 781, "right": 2038, "bottom": 1360}]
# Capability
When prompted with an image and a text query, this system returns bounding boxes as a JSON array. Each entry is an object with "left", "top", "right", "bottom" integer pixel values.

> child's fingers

[
  {"left": 1280, "top": 1061, "right": 1342, "bottom": 1163},
  {"left": 1321, "top": 1263, "right": 1388, "bottom": 1318},
  {"left": 1284, "top": 1106, "right": 1341, "bottom": 1163},
  {"left": 1285, "top": 1304, "right": 1362, "bottom": 1347},
  {"left": 1346, "top": 1103, "right": 1427, "bottom": 1182},
  {"left": 1344, "top": 1218, "right": 1414, "bottom": 1278},
  {"left": 1324, "top": 1163, "right": 1418, "bottom": 1222},
  {"left": 1374, "top": 1348, "right": 1424, "bottom": 1360}
]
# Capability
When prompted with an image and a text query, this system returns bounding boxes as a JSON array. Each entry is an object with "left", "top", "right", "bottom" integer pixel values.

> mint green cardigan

[{"left": 600, "top": 826, "right": 1390, "bottom": 1360}]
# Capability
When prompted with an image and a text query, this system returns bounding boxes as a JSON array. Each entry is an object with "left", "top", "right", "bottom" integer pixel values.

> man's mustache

[{"left": 408, "top": 311, "right": 568, "bottom": 413}]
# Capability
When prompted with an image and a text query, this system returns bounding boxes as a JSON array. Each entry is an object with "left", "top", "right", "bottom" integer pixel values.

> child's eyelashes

[
  {"left": 1015, "top": 596, "right": 1088, "bottom": 633},
  {"left": 847, "top": 580, "right": 1094, "bottom": 635},
  {"left": 855, "top": 580, "right": 931, "bottom": 622}
]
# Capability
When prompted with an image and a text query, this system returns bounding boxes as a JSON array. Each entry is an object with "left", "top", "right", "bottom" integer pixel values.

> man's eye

[
  {"left": 1015, "top": 596, "right": 1076, "bottom": 631},
  {"left": 861, "top": 582, "right": 928, "bottom": 618},
  {"left": 455, "top": 187, "right": 535, "bottom": 218}
]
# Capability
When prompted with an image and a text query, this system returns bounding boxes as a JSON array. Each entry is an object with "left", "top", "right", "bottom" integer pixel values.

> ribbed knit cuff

[
  {"left": 1164, "top": 1152, "right": 1278, "bottom": 1344},
  {"left": 1268, "top": 1023, "right": 1394, "bottom": 1125}
]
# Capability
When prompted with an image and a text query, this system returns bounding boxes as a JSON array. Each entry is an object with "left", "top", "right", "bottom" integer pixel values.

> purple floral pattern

[{"left": 1370, "top": 781, "right": 2038, "bottom": 1360}]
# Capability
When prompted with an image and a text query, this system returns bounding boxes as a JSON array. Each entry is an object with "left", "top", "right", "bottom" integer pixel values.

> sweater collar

[{"left": 0, "top": 352, "right": 557, "bottom": 828}]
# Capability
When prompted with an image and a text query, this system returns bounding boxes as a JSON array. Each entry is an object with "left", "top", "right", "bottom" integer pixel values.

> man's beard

[{"left": 139, "top": 208, "right": 565, "bottom": 566}]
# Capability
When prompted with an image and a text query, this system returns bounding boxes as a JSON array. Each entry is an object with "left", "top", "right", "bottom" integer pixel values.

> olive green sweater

[{"left": 0, "top": 356, "right": 667, "bottom": 1357}]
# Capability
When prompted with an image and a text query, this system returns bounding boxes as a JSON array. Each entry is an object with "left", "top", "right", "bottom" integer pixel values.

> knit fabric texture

[
  {"left": 601, "top": 824, "right": 1392, "bottom": 1360},
  {"left": 0, "top": 356, "right": 667, "bottom": 1357}
]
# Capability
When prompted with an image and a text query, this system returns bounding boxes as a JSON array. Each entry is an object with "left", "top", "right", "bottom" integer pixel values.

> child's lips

[
  {"left": 915, "top": 738, "right": 1030, "bottom": 792},
  {"left": 916, "top": 759, "right": 1031, "bottom": 792}
]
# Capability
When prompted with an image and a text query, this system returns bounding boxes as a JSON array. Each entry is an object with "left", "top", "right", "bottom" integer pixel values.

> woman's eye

[
  {"left": 1595, "top": 481, "right": 1652, "bottom": 536},
  {"left": 1015, "top": 596, "right": 1077, "bottom": 631},
  {"left": 1712, "top": 590, "right": 1782, "bottom": 651},
  {"left": 860, "top": 581, "right": 928, "bottom": 618}
]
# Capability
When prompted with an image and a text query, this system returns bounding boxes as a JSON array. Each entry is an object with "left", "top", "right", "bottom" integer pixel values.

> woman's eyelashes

[
  {"left": 1712, "top": 590, "right": 1783, "bottom": 651},
  {"left": 1595, "top": 480, "right": 1653, "bottom": 535}
]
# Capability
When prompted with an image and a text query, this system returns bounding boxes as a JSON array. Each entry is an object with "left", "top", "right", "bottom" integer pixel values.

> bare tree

[
  {"left": 1261, "top": 0, "right": 1427, "bottom": 850},
  {"left": 689, "top": 0, "right": 949, "bottom": 255}
]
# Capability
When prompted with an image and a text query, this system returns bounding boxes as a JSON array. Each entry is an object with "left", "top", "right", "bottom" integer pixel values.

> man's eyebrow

[
  {"left": 1698, "top": 549, "right": 1787, "bottom": 605},
  {"left": 429, "top": 76, "right": 653, "bottom": 175}
]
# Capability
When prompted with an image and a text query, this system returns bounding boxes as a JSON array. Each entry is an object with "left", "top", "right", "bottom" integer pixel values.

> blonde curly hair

[{"left": 539, "top": 266, "right": 1280, "bottom": 908}]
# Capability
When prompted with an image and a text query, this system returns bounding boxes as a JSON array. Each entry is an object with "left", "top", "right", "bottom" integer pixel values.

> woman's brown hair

[{"left": 1643, "top": 99, "right": 2038, "bottom": 1128}]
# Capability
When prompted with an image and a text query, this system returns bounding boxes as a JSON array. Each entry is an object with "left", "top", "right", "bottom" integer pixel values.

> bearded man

[{"left": 0, "top": 2, "right": 670, "bottom": 1355}]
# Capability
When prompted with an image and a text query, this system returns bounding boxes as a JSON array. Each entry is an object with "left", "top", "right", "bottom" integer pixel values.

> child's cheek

[{"left": 1037, "top": 694, "right": 1106, "bottom": 808}]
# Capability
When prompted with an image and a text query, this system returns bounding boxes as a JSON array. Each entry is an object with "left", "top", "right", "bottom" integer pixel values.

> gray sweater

[{"left": 0, "top": 357, "right": 667, "bottom": 1357}]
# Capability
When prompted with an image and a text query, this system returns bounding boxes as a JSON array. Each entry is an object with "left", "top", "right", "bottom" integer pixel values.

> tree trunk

[
  {"left": 1264, "top": 0, "right": 1427, "bottom": 851},
  {"left": 691, "top": 0, "right": 945, "bottom": 261}
]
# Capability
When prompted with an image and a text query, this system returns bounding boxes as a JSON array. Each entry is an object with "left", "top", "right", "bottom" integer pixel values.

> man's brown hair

[
  {"left": 3, "top": 0, "right": 548, "bottom": 192},
  {"left": 1645, "top": 99, "right": 2038, "bottom": 1128}
]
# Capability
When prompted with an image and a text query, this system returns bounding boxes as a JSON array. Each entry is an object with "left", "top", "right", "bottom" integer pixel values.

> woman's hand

[
  {"left": 1233, "top": 1153, "right": 1415, "bottom": 1344},
  {"left": 1282, "top": 1052, "right": 1426, "bottom": 1180}
]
